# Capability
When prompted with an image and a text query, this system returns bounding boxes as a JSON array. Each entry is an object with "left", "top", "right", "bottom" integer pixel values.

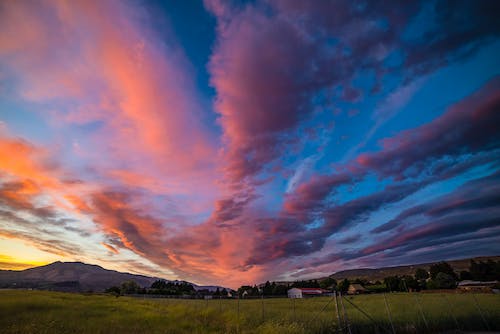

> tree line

[
  {"left": 354, "top": 259, "right": 500, "bottom": 293},
  {"left": 235, "top": 259, "right": 500, "bottom": 296},
  {"left": 106, "top": 280, "right": 200, "bottom": 297},
  {"left": 106, "top": 259, "right": 500, "bottom": 297}
]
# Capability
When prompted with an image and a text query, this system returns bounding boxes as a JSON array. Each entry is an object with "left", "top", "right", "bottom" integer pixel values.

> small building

[
  {"left": 347, "top": 284, "right": 368, "bottom": 295},
  {"left": 457, "top": 280, "right": 498, "bottom": 293},
  {"left": 287, "top": 287, "right": 328, "bottom": 298}
]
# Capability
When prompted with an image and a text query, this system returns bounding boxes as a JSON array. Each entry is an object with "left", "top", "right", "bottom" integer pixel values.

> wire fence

[{"left": 139, "top": 291, "right": 500, "bottom": 333}]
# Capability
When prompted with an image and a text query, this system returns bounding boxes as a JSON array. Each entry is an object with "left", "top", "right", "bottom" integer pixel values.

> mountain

[
  {"left": 0, "top": 261, "right": 228, "bottom": 292},
  {"left": 327, "top": 256, "right": 500, "bottom": 282}
]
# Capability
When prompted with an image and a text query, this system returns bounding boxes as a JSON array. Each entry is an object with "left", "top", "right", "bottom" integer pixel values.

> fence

[{"left": 139, "top": 292, "right": 499, "bottom": 333}]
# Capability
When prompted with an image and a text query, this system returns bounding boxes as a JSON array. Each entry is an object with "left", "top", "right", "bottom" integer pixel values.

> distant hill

[
  {"left": 0, "top": 261, "right": 228, "bottom": 292},
  {"left": 328, "top": 256, "right": 500, "bottom": 282}
]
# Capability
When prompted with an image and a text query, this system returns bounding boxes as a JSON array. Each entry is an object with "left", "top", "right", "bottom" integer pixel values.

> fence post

[
  {"left": 413, "top": 293, "right": 429, "bottom": 331},
  {"left": 334, "top": 291, "right": 343, "bottom": 334},
  {"left": 237, "top": 296, "right": 240, "bottom": 334},
  {"left": 383, "top": 293, "right": 396, "bottom": 334},
  {"left": 472, "top": 293, "right": 490, "bottom": 331},
  {"left": 293, "top": 297, "right": 296, "bottom": 322},
  {"left": 402, "top": 278, "right": 424, "bottom": 332},
  {"left": 442, "top": 294, "right": 460, "bottom": 332},
  {"left": 339, "top": 292, "right": 352, "bottom": 334},
  {"left": 261, "top": 293, "right": 265, "bottom": 322},
  {"left": 205, "top": 297, "right": 209, "bottom": 327},
  {"left": 342, "top": 294, "right": 392, "bottom": 334}
]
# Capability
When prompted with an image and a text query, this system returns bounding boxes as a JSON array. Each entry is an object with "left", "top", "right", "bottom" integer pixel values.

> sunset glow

[{"left": 0, "top": 0, "right": 499, "bottom": 288}]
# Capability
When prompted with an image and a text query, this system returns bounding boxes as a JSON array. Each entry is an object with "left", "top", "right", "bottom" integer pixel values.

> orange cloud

[
  {"left": 101, "top": 242, "right": 119, "bottom": 255},
  {"left": 0, "top": 137, "right": 56, "bottom": 188},
  {"left": 0, "top": 1, "right": 265, "bottom": 287},
  {"left": 1, "top": 1, "right": 220, "bottom": 206},
  {"left": 0, "top": 133, "right": 248, "bottom": 286}
]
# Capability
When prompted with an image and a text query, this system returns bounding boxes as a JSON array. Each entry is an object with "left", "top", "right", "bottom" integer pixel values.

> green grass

[{"left": 0, "top": 290, "right": 499, "bottom": 333}]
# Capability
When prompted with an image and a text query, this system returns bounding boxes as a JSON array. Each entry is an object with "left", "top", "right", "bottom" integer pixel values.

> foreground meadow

[{"left": 0, "top": 290, "right": 499, "bottom": 333}]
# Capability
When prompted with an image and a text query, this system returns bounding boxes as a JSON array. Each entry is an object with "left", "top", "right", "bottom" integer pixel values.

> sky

[{"left": 0, "top": 0, "right": 499, "bottom": 288}]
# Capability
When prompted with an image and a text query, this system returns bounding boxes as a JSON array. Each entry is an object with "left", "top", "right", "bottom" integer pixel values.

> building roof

[
  {"left": 349, "top": 284, "right": 367, "bottom": 291},
  {"left": 458, "top": 280, "right": 498, "bottom": 286}
]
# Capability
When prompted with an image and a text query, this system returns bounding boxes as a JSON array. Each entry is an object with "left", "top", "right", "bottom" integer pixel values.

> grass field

[{"left": 1, "top": 290, "right": 499, "bottom": 333}]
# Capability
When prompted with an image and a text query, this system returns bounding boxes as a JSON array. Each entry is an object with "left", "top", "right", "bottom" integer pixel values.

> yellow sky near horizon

[{"left": 0, "top": 237, "right": 64, "bottom": 270}]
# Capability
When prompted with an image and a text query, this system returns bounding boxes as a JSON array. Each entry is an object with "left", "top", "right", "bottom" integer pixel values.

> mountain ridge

[
  {"left": 327, "top": 255, "right": 500, "bottom": 282},
  {"left": 2, "top": 255, "right": 499, "bottom": 292},
  {"left": 261, "top": 255, "right": 500, "bottom": 287},
  {"left": 0, "top": 261, "right": 229, "bottom": 292}
]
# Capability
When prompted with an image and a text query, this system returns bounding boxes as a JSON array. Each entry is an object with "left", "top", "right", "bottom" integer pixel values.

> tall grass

[{"left": 0, "top": 290, "right": 498, "bottom": 333}]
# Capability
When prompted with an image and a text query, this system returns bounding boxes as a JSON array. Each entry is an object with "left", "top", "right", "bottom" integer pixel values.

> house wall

[{"left": 287, "top": 288, "right": 303, "bottom": 298}]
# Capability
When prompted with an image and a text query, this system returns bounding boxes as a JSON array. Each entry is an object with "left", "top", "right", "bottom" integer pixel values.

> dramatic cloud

[
  {"left": 0, "top": 0, "right": 498, "bottom": 286},
  {"left": 357, "top": 78, "right": 500, "bottom": 179},
  {"left": 372, "top": 171, "right": 500, "bottom": 234},
  {"left": 0, "top": 0, "right": 217, "bottom": 193},
  {"left": 242, "top": 79, "right": 500, "bottom": 271}
]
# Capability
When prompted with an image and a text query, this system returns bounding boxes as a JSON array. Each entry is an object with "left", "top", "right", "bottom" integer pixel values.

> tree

[
  {"left": 337, "top": 279, "right": 350, "bottom": 293},
  {"left": 272, "top": 284, "right": 288, "bottom": 296},
  {"left": 494, "top": 261, "right": 500, "bottom": 280},
  {"left": 105, "top": 286, "right": 121, "bottom": 297},
  {"left": 366, "top": 284, "right": 389, "bottom": 293},
  {"left": 319, "top": 277, "right": 337, "bottom": 290},
  {"left": 429, "top": 262, "right": 457, "bottom": 280},
  {"left": 353, "top": 278, "right": 369, "bottom": 286},
  {"left": 291, "top": 280, "right": 320, "bottom": 288},
  {"left": 120, "top": 280, "right": 140, "bottom": 294},
  {"left": 415, "top": 268, "right": 429, "bottom": 280},
  {"left": 470, "top": 260, "right": 500, "bottom": 281},
  {"left": 237, "top": 285, "right": 252, "bottom": 297},
  {"left": 400, "top": 275, "right": 419, "bottom": 291},
  {"left": 428, "top": 272, "right": 456, "bottom": 289},
  {"left": 151, "top": 280, "right": 168, "bottom": 290},
  {"left": 384, "top": 276, "right": 401, "bottom": 292},
  {"left": 459, "top": 270, "right": 472, "bottom": 280},
  {"left": 263, "top": 281, "right": 273, "bottom": 295}
]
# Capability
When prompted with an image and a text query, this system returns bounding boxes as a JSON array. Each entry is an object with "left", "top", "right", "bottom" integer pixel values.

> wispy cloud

[{"left": 0, "top": 0, "right": 498, "bottom": 286}]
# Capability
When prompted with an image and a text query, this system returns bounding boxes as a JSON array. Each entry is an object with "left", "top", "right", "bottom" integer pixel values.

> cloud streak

[{"left": 0, "top": 0, "right": 498, "bottom": 286}]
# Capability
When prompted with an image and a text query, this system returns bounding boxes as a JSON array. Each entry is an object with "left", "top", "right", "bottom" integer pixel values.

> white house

[
  {"left": 287, "top": 287, "right": 328, "bottom": 298},
  {"left": 288, "top": 288, "right": 302, "bottom": 298}
]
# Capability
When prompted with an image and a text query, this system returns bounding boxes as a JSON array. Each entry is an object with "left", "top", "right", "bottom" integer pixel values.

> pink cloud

[
  {"left": 208, "top": 5, "right": 325, "bottom": 184},
  {"left": 0, "top": 1, "right": 218, "bottom": 196},
  {"left": 1, "top": 0, "right": 499, "bottom": 288}
]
